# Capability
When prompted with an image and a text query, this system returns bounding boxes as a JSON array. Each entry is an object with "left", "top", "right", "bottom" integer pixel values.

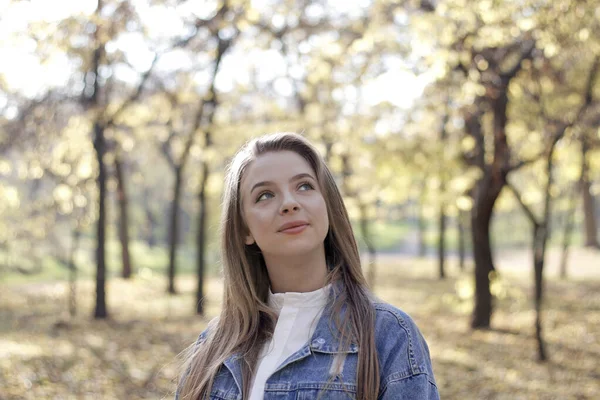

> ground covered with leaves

[{"left": 1, "top": 249, "right": 598, "bottom": 399}]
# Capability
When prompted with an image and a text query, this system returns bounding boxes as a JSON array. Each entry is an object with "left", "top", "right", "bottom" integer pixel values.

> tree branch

[
  {"left": 105, "top": 53, "right": 159, "bottom": 128},
  {"left": 501, "top": 38, "right": 536, "bottom": 80},
  {"left": 506, "top": 180, "right": 540, "bottom": 226}
]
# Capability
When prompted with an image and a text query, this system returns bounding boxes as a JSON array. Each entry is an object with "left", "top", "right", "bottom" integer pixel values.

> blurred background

[{"left": 0, "top": 0, "right": 599, "bottom": 399}]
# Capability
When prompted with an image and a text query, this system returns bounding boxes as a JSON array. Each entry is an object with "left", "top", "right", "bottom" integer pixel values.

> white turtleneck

[{"left": 248, "top": 284, "right": 331, "bottom": 400}]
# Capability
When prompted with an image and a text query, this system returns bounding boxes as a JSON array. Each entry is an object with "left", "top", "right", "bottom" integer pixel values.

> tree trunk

[
  {"left": 90, "top": 0, "right": 108, "bottom": 320},
  {"left": 167, "top": 166, "right": 184, "bottom": 295},
  {"left": 581, "top": 138, "right": 599, "bottom": 248},
  {"left": 114, "top": 154, "right": 133, "bottom": 279},
  {"left": 196, "top": 161, "right": 209, "bottom": 315},
  {"left": 359, "top": 203, "right": 377, "bottom": 288},
  {"left": 533, "top": 224, "right": 548, "bottom": 361},
  {"left": 68, "top": 225, "right": 81, "bottom": 317},
  {"left": 560, "top": 185, "right": 578, "bottom": 279},
  {"left": 458, "top": 210, "right": 467, "bottom": 271},
  {"left": 531, "top": 136, "right": 561, "bottom": 362},
  {"left": 417, "top": 180, "right": 427, "bottom": 257},
  {"left": 470, "top": 177, "right": 503, "bottom": 329},
  {"left": 438, "top": 110, "right": 449, "bottom": 279},
  {"left": 143, "top": 188, "right": 157, "bottom": 248},
  {"left": 438, "top": 202, "right": 446, "bottom": 279},
  {"left": 93, "top": 121, "right": 108, "bottom": 319}
]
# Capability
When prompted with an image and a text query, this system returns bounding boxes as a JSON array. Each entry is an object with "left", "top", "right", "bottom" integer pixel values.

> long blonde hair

[{"left": 178, "top": 132, "right": 379, "bottom": 399}]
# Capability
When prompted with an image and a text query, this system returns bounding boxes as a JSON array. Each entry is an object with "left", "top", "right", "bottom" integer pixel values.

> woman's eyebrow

[{"left": 250, "top": 173, "right": 316, "bottom": 194}]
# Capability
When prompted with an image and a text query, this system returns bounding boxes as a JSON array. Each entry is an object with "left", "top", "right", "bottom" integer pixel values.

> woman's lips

[{"left": 279, "top": 224, "right": 308, "bottom": 234}]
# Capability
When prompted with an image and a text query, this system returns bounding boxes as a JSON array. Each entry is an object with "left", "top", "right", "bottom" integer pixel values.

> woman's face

[{"left": 240, "top": 150, "right": 329, "bottom": 259}]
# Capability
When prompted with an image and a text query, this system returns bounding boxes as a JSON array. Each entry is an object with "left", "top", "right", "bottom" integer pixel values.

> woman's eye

[
  {"left": 256, "top": 192, "right": 273, "bottom": 202},
  {"left": 299, "top": 182, "right": 314, "bottom": 191}
]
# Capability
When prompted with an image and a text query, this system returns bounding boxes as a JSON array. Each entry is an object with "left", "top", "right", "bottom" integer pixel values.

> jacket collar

[
  {"left": 308, "top": 281, "right": 358, "bottom": 354},
  {"left": 222, "top": 280, "right": 357, "bottom": 392}
]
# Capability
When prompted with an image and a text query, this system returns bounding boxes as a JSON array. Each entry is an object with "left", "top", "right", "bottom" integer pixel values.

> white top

[{"left": 248, "top": 284, "right": 331, "bottom": 400}]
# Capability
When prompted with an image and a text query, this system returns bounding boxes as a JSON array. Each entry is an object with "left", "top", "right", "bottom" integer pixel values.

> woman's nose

[{"left": 280, "top": 193, "right": 300, "bottom": 214}]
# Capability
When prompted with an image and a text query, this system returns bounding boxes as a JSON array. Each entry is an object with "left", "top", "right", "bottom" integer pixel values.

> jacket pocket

[{"left": 295, "top": 382, "right": 357, "bottom": 400}]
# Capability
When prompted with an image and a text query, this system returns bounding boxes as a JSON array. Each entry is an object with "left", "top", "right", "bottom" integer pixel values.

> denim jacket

[{"left": 176, "top": 299, "right": 439, "bottom": 400}]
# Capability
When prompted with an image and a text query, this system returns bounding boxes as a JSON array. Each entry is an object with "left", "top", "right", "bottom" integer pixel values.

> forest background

[{"left": 0, "top": 0, "right": 599, "bottom": 399}]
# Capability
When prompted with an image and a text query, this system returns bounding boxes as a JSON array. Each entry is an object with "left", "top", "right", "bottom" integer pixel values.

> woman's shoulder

[
  {"left": 370, "top": 300, "right": 436, "bottom": 385},
  {"left": 372, "top": 301, "right": 422, "bottom": 335},
  {"left": 193, "top": 316, "right": 219, "bottom": 346}
]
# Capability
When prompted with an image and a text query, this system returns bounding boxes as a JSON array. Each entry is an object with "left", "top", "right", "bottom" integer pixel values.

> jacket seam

[
  {"left": 378, "top": 372, "right": 434, "bottom": 399},
  {"left": 373, "top": 303, "right": 418, "bottom": 374}
]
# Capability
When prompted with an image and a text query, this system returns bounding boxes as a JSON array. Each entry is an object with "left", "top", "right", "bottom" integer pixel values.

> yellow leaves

[
  {"left": 0, "top": 160, "right": 11, "bottom": 176},
  {"left": 578, "top": 28, "right": 590, "bottom": 41},
  {"left": 455, "top": 277, "right": 474, "bottom": 300},
  {"left": 73, "top": 194, "right": 87, "bottom": 208},
  {"left": 544, "top": 43, "right": 558, "bottom": 58},
  {"left": 53, "top": 182, "right": 88, "bottom": 215},
  {"left": 490, "top": 273, "right": 508, "bottom": 299},
  {"left": 456, "top": 195, "right": 473, "bottom": 211},
  {"left": 0, "top": 340, "right": 43, "bottom": 359},
  {"left": 53, "top": 163, "right": 72, "bottom": 177},
  {"left": 517, "top": 18, "right": 535, "bottom": 31},
  {"left": 449, "top": 175, "right": 474, "bottom": 194},
  {"left": 352, "top": 35, "right": 374, "bottom": 53},
  {"left": 76, "top": 159, "right": 93, "bottom": 179},
  {"left": 323, "top": 42, "right": 343, "bottom": 58},
  {"left": 53, "top": 184, "right": 72, "bottom": 203},
  {"left": 0, "top": 185, "right": 20, "bottom": 210},
  {"left": 509, "top": 81, "right": 523, "bottom": 97},
  {"left": 475, "top": 57, "right": 489, "bottom": 71},
  {"left": 540, "top": 76, "right": 555, "bottom": 93},
  {"left": 522, "top": 189, "right": 543, "bottom": 205},
  {"left": 28, "top": 160, "right": 44, "bottom": 179},
  {"left": 304, "top": 103, "right": 323, "bottom": 123},
  {"left": 306, "top": 61, "right": 331, "bottom": 84},
  {"left": 244, "top": 7, "right": 261, "bottom": 24},
  {"left": 461, "top": 136, "right": 476, "bottom": 153}
]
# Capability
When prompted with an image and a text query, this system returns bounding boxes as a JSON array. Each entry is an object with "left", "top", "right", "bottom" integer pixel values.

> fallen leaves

[{"left": 1, "top": 252, "right": 598, "bottom": 399}]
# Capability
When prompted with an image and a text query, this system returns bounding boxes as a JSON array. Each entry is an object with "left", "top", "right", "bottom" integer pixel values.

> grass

[
  {"left": 0, "top": 239, "right": 221, "bottom": 286},
  {"left": 1, "top": 248, "right": 599, "bottom": 399}
]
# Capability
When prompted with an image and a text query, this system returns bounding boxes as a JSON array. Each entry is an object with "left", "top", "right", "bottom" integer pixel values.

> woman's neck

[{"left": 264, "top": 249, "right": 328, "bottom": 293}]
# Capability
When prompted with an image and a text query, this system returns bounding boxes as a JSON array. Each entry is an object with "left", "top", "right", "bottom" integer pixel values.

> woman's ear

[{"left": 245, "top": 233, "right": 255, "bottom": 245}]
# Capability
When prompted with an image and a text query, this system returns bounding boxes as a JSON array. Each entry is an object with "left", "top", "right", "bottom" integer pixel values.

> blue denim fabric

[{"left": 176, "top": 300, "right": 439, "bottom": 400}]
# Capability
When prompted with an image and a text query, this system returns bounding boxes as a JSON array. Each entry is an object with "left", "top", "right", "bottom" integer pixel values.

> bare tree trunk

[
  {"left": 68, "top": 226, "right": 81, "bottom": 317},
  {"left": 196, "top": 161, "right": 209, "bottom": 315},
  {"left": 438, "top": 110, "right": 449, "bottom": 279},
  {"left": 532, "top": 224, "right": 548, "bottom": 361},
  {"left": 464, "top": 38, "right": 534, "bottom": 330},
  {"left": 418, "top": 180, "right": 427, "bottom": 257},
  {"left": 359, "top": 203, "right": 377, "bottom": 288},
  {"left": 471, "top": 201, "right": 495, "bottom": 328},
  {"left": 143, "top": 187, "right": 157, "bottom": 248},
  {"left": 114, "top": 154, "right": 132, "bottom": 279},
  {"left": 560, "top": 185, "right": 578, "bottom": 279},
  {"left": 167, "top": 166, "right": 184, "bottom": 295},
  {"left": 90, "top": 0, "right": 108, "bottom": 318},
  {"left": 93, "top": 121, "right": 108, "bottom": 319},
  {"left": 581, "top": 138, "right": 600, "bottom": 248},
  {"left": 458, "top": 210, "right": 467, "bottom": 271},
  {"left": 438, "top": 202, "right": 446, "bottom": 279},
  {"left": 194, "top": 31, "right": 234, "bottom": 314}
]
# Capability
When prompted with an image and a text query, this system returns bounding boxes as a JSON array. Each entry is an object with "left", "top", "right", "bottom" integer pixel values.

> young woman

[{"left": 176, "top": 132, "right": 439, "bottom": 399}]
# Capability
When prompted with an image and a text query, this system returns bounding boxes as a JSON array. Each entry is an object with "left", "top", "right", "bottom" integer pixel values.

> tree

[
  {"left": 80, "top": 0, "right": 157, "bottom": 318},
  {"left": 113, "top": 144, "right": 133, "bottom": 279},
  {"left": 194, "top": 0, "right": 241, "bottom": 315},
  {"left": 507, "top": 55, "right": 598, "bottom": 360},
  {"left": 580, "top": 134, "right": 600, "bottom": 248}
]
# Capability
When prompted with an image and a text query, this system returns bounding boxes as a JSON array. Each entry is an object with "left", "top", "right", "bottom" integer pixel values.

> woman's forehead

[{"left": 241, "top": 151, "right": 316, "bottom": 188}]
